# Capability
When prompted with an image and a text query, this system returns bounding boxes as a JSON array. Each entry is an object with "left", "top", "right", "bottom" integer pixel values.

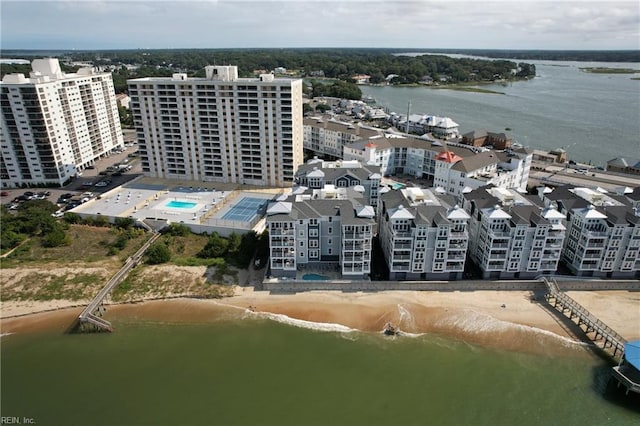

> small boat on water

[{"left": 383, "top": 322, "right": 399, "bottom": 336}]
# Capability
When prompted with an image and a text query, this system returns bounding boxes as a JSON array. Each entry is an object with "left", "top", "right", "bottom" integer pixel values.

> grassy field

[{"left": 1, "top": 225, "right": 238, "bottom": 303}]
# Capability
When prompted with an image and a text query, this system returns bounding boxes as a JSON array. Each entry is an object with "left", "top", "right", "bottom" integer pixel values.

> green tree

[
  {"left": 114, "top": 217, "right": 135, "bottom": 229},
  {"left": 146, "top": 242, "right": 171, "bottom": 264},
  {"left": 164, "top": 223, "right": 192, "bottom": 236},
  {"left": 303, "top": 103, "right": 314, "bottom": 115},
  {"left": 41, "top": 225, "right": 70, "bottom": 247},
  {"left": 198, "top": 231, "right": 229, "bottom": 258},
  {"left": 118, "top": 105, "right": 133, "bottom": 128}
]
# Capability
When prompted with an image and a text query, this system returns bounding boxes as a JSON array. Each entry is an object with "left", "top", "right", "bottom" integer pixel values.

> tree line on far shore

[{"left": 2, "top": 49, "right": 538, "bottom": 95}]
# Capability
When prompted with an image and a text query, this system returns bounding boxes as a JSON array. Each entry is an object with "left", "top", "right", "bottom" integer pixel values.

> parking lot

[{"left": 1, "top": 139, "right": 141, "bottom": 210}]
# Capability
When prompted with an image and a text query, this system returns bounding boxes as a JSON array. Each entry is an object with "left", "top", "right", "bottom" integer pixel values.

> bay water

[
  {"left": 2, "top": 308, "right": 639, "bottom": 426},
  {"left": 360, "top": 60, "right": 640, "bottom": 166}
]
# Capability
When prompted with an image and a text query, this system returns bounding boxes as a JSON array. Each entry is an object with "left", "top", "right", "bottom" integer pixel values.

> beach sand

[{"left": 2, "top": 287, "right": 638, "bottom": 358}]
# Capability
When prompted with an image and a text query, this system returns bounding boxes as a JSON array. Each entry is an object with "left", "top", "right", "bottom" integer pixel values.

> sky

[{"left": 1, "top": 0, "right": 639, "bottom": 51}]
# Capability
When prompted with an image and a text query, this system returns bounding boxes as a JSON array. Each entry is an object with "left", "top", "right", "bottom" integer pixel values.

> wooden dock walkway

[
  {"left": 543, "top": 278, "right": 627, "bottom": 360},
  {"left": 75, "top": 231, "right": 161, "bottom": 332}
]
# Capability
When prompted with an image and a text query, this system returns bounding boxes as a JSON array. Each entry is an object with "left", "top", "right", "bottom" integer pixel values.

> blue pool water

[
  {"left": 391, "top": 183, "right": 405, "bottom": 190},
  {"left": 166, "top": 200, "right": 197, "bottom": 209},
  {"left": 302, "top": 273, "right": 330, "bottom": 281}
]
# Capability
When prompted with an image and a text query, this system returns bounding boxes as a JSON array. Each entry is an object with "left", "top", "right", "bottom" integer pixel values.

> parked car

[{"left": 0, "top": 191, "right": 9, "bottom": 197}]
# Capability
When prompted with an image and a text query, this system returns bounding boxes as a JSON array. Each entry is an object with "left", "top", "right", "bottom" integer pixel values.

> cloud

[{"left": 1, "top": 0, "right": 638, "bottom": 50}]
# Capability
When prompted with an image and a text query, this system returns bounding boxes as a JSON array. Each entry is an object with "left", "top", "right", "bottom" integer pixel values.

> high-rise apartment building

[
  {"left": 128, "top": 66, "right": 303, "bottom": 187},
  {"left": 1, "top": 58, "right": 124, "bottom": 188}
]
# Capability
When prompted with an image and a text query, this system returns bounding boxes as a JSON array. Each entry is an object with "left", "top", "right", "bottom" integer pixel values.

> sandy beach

[{"left": 2, "top": 287, "right": 638, "bottom": 358}]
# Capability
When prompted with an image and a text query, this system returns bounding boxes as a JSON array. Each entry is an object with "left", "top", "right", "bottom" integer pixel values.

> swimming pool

[
  {"left": 165, "top": 200, "right": 197, "bottom": 209},
  {"left": 302, "top": 273, "right": 330, "bottom": 281}
]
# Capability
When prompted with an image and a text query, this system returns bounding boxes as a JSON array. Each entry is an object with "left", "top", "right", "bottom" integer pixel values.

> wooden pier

[
  {"left": 543, "top": 278, "right": 627, "bottom": 360},
  {"left": 74, "top": 231, "right": 161, "bottom": 333}
]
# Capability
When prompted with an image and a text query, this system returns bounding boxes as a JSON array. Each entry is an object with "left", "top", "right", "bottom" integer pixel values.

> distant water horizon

[{"left": 361, "top": 59, "right": 640, "bottom": 165}]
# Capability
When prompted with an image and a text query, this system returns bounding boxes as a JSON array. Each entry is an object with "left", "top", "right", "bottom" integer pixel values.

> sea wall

[{"left": 263, "top": 279, "right": 640, "bottom": 293}]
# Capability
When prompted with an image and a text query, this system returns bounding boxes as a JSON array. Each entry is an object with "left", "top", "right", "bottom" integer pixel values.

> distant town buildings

[
  {"left": 607, "top": 157, "right": 640, "bottom": 176},
  {"left": 1, "top": 58, "right": 124, "bottom": 188},
  {"left": 342, "top": 135, "right": 532, "bottom": 198},
  {"left": 128, "top": 65, "right": 303, "bottom": 187},
  {"left": 303, "top": 115, "right": 381, "bottom": 159}
]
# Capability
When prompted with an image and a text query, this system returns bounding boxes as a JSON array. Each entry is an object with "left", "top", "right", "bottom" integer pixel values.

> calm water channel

[{"left": 360, "top": 59, "right": 640, "bottom": 165}]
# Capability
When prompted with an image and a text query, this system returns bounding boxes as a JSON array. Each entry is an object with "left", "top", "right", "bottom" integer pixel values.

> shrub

[{"left": 145, "top": 242, "right": 171, "bottom": 264}]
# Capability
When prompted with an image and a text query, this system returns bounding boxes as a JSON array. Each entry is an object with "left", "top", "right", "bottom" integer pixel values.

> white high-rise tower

[
  {"left": 1, "top": 58, "right": 124, "bottom": 188},
  {"left": 127, "top": 65, "right": 303, "bottom": 187}
]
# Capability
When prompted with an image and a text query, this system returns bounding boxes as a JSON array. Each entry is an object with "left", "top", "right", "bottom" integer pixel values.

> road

[{"left": 529, "top": 162, "right": 640, "bottom": 192}]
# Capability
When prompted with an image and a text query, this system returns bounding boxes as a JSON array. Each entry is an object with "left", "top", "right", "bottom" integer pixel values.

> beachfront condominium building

[
  {"left": 266, "top": 185, "right": 376, "bottom": 279},
  {"left": 462, "top": 186, "right": 566, "bottom": 279},
  {"left": 377, "top": 186, "right": 470, "bottom": 280},
  {"left": 128, "top": 66, "right": 303, "bottom": 187},
  {"left": 1, "top": 58, "right": 124, "bottom": 188},
  {"left": 294, "top": 158, "right": 382, "bottom": 207},
  {"left": 539, "top": 186, "right": 640, "bottom": 278}
]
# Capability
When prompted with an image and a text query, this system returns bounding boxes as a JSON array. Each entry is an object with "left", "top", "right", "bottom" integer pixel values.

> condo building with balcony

[
  {"left": 343, "top": 135, "right": 532, "bottom": 198},
  {"left": 294, "top": 158, "right": 382, "bottom": 207},
  {"left": 128, "top": 66, "right": 303, "bottom": 187},
  {"left": 377, "top": 186, "right": 471, "bottom": 280},
  {"left": 1, "top": 58, "right": 124, "bottom": 188},
  {"left": 266, "top": 185, "right": 376, "bottom": 279},
  {"left": 540, "top": 186, "right": 640, "bottom": 278},
  {"left": 462, "top": 186, "right": 566, "bottom": 279},
  {"left": 303, "top": 115, "right": 381, "bottom": 159}
]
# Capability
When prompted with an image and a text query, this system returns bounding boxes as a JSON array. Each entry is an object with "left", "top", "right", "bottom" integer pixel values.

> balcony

[
  {"left": 394, "top": 243, "right": 413, "bottom": 250},
  {"left": 585, "top": 229, "right": 609, "bottom": 238},
  {"left": 392, "top": 231, "right": 413, "bottom": 238},
  {"left": 270, "top": 228, "right": 295, "bottom": 236},
  {"left": 343, "top": 232, "right": 372, "bottom": 239},
  {"left": 393, "top": 255, "right": 412, "bottom": 261},
  {"left": 490, "top": 231, "right": 511, "bottom": 238}
]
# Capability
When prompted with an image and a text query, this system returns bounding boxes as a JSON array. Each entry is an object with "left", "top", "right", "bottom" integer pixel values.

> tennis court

[{"left": 221, "top": 197, "right": 269, "bottom": 222}]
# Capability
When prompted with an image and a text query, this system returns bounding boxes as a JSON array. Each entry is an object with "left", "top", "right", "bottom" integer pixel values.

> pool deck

[{"left": 70, "top": 177, "right": 281, "bottom": 231}]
